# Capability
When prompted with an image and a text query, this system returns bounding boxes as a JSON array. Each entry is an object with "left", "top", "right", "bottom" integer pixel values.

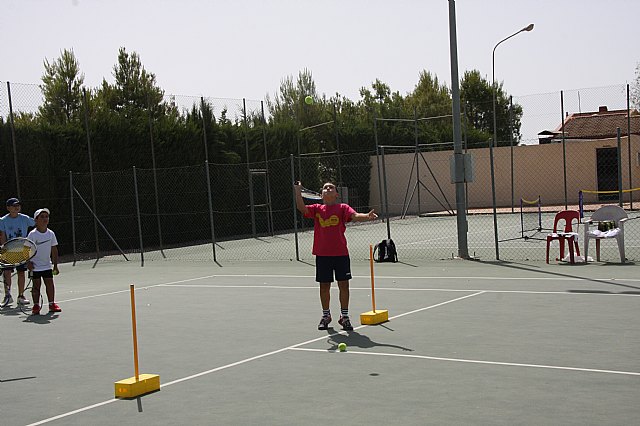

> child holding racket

[
  {"left": 0, "top": 197, "right": 35, "bottom": 306},
  {"left": 27, "top": 208, "right": 60, "bottom": 315},
  {"left": 294, "top": 181, "right": 377, "bottom": 331}
]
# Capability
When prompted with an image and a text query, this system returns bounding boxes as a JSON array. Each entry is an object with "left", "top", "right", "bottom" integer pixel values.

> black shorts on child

[
  {"left": 315, "top": 255, "right": 352, "bottom": 283},
  {"left": 32, "top": 270, "right": 54, "bottom": 279}
]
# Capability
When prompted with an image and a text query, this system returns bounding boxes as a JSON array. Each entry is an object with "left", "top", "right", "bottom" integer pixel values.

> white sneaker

[
  {"left": 17, "top": 295, "right": 30, "bottom": 305},
  {"left": 2, "top": 294, "right": 13, "bottom": 306}
]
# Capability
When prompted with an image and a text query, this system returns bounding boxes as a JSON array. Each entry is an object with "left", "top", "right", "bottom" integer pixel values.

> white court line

[
  {"left": 161, "top": 273, "right": 640, "bottom": 283},
  {"left": 25, "top": 291, "right": 483, "bottom": 426},
  {"left": 160, "top": 284, "right": 640, "bottom": 297},
  {"left": 288, "top": 347, "right": 640, "bottom": 377},
  {"left": 57, "top": 274, "right": 220, "bottom": 303}
]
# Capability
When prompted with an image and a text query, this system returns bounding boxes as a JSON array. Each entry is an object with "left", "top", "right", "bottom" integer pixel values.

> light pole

[{"left": 490, "top": 23, "right": 534, "bottom": 260}]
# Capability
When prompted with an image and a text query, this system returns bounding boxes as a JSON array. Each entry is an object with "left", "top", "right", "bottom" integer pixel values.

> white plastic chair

[{"left": 583, "top": 205, "right": 628, "bottom": 263}]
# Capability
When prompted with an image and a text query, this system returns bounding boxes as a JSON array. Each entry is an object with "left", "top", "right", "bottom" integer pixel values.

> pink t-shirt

[{"left": 305, "top": 203, "right": 356, "bottom": 256}]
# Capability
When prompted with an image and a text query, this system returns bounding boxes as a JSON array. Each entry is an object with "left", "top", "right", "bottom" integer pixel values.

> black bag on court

[{"left": 374, "top": 239, "right": 398, "bottom": 263}]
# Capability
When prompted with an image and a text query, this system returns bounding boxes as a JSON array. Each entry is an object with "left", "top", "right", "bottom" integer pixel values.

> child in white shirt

[{"left": 27, "top": 208, "right": 60, "bottom": 315}]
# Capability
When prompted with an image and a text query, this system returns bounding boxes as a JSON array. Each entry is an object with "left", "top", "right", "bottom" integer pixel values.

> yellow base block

[
  {"left": 360, "top": 310, "right": 389, "bottom": 325},
  {"left": 115, "top": 374, "right": 160, "bottom": 398}
]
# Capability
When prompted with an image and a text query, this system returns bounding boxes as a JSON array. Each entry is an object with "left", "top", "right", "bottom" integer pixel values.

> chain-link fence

[{"left": 1, "top": 80, "right": 639, "bottom": 264}]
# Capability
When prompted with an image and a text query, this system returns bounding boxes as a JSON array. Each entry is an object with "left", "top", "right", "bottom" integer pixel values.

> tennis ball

[
  {"left": 305, "top": 95, "right": 313, "bottom": 105},
  {"left": 338, "top": 343, "right": 347, "bottom": 352},
  {"left": 52, "top": 270, "right": 59, "bottom": 275}
]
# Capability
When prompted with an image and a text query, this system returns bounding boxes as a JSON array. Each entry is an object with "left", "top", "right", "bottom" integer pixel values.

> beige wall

[{"left": 370, "top": 135, "right": 640, "bottom": 214}]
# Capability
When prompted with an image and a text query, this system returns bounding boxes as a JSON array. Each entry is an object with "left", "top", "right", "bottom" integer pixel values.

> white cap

[{"left": 33, "top": 208, "right": 50, "bottom": 219}]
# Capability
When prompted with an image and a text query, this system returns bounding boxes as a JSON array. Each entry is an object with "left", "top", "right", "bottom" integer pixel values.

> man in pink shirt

[{"left": 294, "top": 182, "right": 378, "bottom": 331}]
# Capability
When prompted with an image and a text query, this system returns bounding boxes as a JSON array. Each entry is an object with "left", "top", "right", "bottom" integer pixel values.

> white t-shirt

[{"left": 27, "top": 228, "right": 58, "bottom": 272}]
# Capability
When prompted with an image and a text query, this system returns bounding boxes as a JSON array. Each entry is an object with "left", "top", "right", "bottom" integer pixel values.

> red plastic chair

[{"left": 546, "top": 210, "right": 581, "bottom": 264}]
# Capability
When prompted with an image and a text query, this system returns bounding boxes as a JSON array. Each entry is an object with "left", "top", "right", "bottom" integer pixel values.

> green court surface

[{"left": 1, "top": 259, "right": 639, "bottom": 425}]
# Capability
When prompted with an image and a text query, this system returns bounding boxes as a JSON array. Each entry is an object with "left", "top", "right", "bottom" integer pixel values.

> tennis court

[
  {"left": 1, "top": 257, "right": 638, "bottom": 425},
  {"left": 93, "top": 209, "right": 640, "bottom": 264}
]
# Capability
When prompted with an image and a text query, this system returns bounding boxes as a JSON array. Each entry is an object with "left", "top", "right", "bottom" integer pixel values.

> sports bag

[{"left": 373, "top": 239, "right": 398, "bottom": 263}]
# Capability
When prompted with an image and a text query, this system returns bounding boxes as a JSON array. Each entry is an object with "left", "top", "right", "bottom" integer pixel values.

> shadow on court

[{"left": 325, "top": 328, "right": 414, "bottom": 352}]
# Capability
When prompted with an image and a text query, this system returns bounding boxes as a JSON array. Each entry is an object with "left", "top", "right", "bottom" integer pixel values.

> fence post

[
  {"left": 133, "top": 167, "right": 144, "bottom": 267},
  {"left": 147, "top": 98, "right": 165, "bottom": 257},
  {"left": 7, "top": 82, "right": 21, "bottom": 198},
  {"left": 413, "top": 106, "right": 421, "bottom": 215},
  {"left": 373, "top": 115, "right": 386, "bottom": 227},
  {"left": 617, "top": 128, "right": 623, "bottom": 207},
  {"left": 204, "top": 161, "right": 217, "bottom": 263},
  {"left": 82, "top": 88, "right": 101, "bottom": 263},
  {"left": 261, "top": 101, "right": 274, "bottom": 236},
  {"left": 627, "top": 84, "right": 633, "bottom": 210},
  {"left": 381, "top": 146, "right": 391, "bottom": 240},
  {"left": 200, "top": 97, "right": 210, "bottom": 163},
  {"left": 69, "top": 171, "right": 77, "bottom": 266},
  {"left": 291, "top": 154, "right": 300, "bottom": 261},
  {"left": 243, "top": 98, "right": 256, "bottom": 237},
  {"left": 509, "top": 95, "right": 515, "bottom": 213},
  {"left": 560, "top": 90, "right": 568, "bottom": 210},
  {"left": 333, "top": 103, "right": 343, "bottom": 186}
]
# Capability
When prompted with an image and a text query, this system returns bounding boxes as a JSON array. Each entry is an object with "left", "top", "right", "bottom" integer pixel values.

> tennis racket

[
  {"left": 0, "top": 238, "right": 37, "bottom": 309},
  {"left": 0, "top": 237, "right": 37, "bottom": 268},
  {"left": 294, "top": 181, "right": 323, "bottom": 201}
]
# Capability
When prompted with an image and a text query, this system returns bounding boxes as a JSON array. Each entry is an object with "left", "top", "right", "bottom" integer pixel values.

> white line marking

[
  {"left": 25, "top": 292, "right": 482, "bottom": 425},
  {"left": 288, "top": 348, "right": 640, "bottom": 377},
  {"left": 162, "top": 274, "right": 640, "bottom": 282},
  {"left": 57, "top": 274, "right": 220, "bottom": 303},
  {"left": 25, "top": 400, "right": 118, "bottom": 426},
  {"left": 159, "top": 284, "right": 640, "bottom": 297}
]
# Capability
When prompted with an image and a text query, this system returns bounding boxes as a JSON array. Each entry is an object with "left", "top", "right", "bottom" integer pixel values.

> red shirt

[{"left": 305, "top": 203, "right": 356, "bottom": 256}]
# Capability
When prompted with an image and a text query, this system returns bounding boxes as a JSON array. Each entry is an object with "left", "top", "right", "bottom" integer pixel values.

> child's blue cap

[{"left": 6, "top": 198, "right": 20, "bottom": 206}]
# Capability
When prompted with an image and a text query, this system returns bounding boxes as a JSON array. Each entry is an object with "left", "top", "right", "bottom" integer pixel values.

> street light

[{"left": 490, "top": 23, "right": 534, "bottom": 260}]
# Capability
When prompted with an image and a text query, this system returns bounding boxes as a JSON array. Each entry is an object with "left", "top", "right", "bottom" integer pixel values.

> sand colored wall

[{"left": 370, "top": 135, "right": 640, "bottom": 214}]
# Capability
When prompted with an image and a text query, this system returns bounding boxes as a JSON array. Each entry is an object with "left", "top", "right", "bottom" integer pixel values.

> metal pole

[
  {"left": 261, "top": 101, "right": 274, "bottom": 236},
  {"left": 490, "top": 65, "right": 500, "bottom": 259},
  {"left": 7, "top": 82, "right": 20, "bottom": 198},
  {"left": 449, "top": 0, "right": 469, "bottom": 259},
  {"left": 509, "top": 95, "right": 515, "bottom": 213},
  {"left": 200, "top": 97, "right": 210, "bottom": 163},
  {"left": 463, "top": 103, "right": 469, "bottom": 215},
  {"left": 381, "top": 146, "right": 391, "bottom": 240},
  {"left": 147, "top": 98, "right": 165, "bottom": 257},
  {"left": 490, "top": 23, "right": 534, "bottom": 260},
  {"left": 204, "top": 161, "right": 217, "bottom": 263},
  {"left": 414, "top": 106, "right": 421, "bottom": 216},
  {"left": 561, "top": 91, "right": 568, "bottom": 209},
  {"left": 627, "top": 84, "right": 633, "bottom": 210},
  {"left": 617, "top": 127, "right": 623, "bottom": 207},
  {"left": 133, "top": 167, "right": 144, "bottom": 267},
  {"left": 70, "top": 171, "right": 77, "bottom": 266},
  {"left": 82, "top": 88, "right": 101, "bottom": 262},
  {"left": 291, "top": 154, "right": 300, "bottom": 261},
  {"left": 333, "top": 103, "right": 343, "bottom": 186},
  {"left": 243, "top": 99, "right": 256, "bottom": 237},
  {"left": 373, "top": 115, "right": 386, "bottom": 226}
]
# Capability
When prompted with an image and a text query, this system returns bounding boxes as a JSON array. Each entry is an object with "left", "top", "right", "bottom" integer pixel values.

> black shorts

[
  {"left": 32, "top": 270, "right": 54, "bottom": 279},
  {"left": 2, "top": 264, "right": 27, "bottom": 273},
  {"left": 315, "top": 256, "right": 352, "bottom": 283}
]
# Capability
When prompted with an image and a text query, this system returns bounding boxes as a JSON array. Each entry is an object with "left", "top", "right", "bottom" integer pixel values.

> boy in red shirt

[{"left": 294, "top": 182, "right": 377, "bottom": 331}]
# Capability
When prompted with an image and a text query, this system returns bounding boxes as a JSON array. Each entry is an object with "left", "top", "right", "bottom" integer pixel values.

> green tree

[
  {"left": 99, "top": 47, "right": 164, "bottom": 113},
  {"left": 460, "top": 69, "right": 522, "bottom": 146},
  {"left": 266, "top": 68, "right": 320, "bottom": 126},
  {"left": 39, "top": 49, "right": 84, "bottom": 124}
]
